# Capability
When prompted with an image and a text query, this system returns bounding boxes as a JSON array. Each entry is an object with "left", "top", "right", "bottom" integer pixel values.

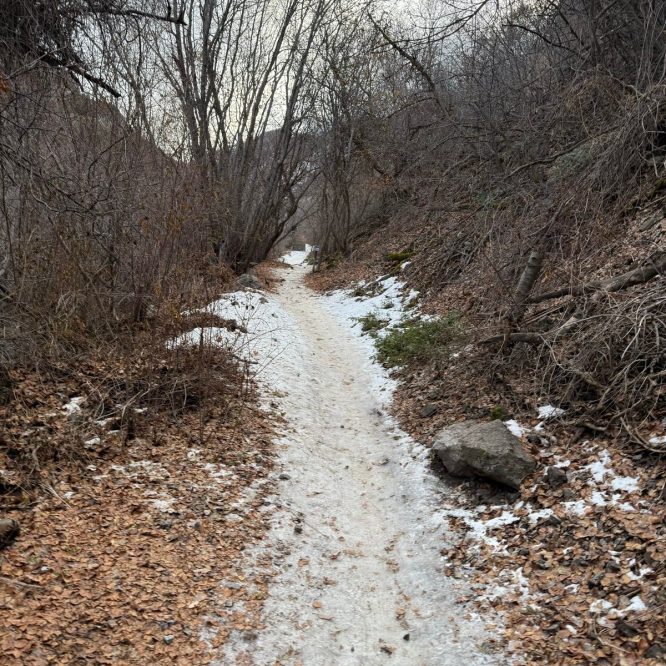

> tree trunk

[{"left": 510, "top": 250, "right": 545, "bottom": 322}]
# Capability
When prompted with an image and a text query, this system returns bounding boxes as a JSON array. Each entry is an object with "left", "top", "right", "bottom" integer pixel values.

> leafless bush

[{"left": 510, "top": 280, "right": 665, "bottom": 428}]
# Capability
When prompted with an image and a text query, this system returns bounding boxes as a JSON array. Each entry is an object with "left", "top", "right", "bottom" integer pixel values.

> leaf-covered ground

[{"left": 1, "top": 343, "right": 277, "bottom": 664}]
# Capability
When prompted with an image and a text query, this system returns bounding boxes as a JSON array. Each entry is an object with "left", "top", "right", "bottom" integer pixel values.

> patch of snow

[
  {"left": 280, "top": 244, "right": 312, "bottom": 266},
  {"left": 170, "top": 290, "right": 301, "bottom": 388},
  {"left": 610, "top": 475, "right": 639, "bottom": 493},
  {"left": 589, "top": 599, "right": 614, "bottom": 614},
  {"left": 84, "top": 436, "right": 101, "bottom": 449},
  {"left": 62, "top": 396, "right": 85, "bottom": 415},
  {"left": 537, "top": 404, "right": 565, "bottom": 420},
  {"left": 627, "top": 567, "right": 652, "bottom": 581},
  {"left": 623, "top": 596, "right": 647, "bottom": 613},
  {"left": 147, "top": 496, "right": 177, "bottom": 513},
  {"left": 589, "top": 595, "right": 647, "bottom": 621},
  {"left": 586, "top": 449, "right": 612, "bottom": 483},
  {"left": 504, "top": 419, "right": 525, "bottom": 438},
  {"left": 590, "top": 490, "right": 608, "bottom": 506},
  {"left": 573, "top": 449, "right": 642, "bottom": 515},
  {"left": 648, "top": 434, "right": 666, "bottom": 445},
  {"left": 513, "top": 567, "right": 530, "bottom": 597},
  {"left": 527, "top": 508, "right": 554, "bottom": 524},
  {"left": 325, "top": 275, "right": 419, "bottom": 338},
  {"left": 563, "top": 500, "right": 588, "bottom": 516},
  {"left": 203, "top": 463, "right": 236, "bottom": 482}
]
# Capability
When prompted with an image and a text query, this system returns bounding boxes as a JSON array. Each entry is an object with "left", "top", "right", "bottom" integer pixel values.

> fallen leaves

[
  {"left": 438, "top": 440, "right": 666, "bottom": 664},
  {"left": 0, "top": 344, "right": 278, "bottom": 664}
]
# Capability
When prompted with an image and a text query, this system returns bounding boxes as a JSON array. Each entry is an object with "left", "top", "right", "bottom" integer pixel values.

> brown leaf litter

[{"left": 1, "top": 337, "right": 278, "bottom": 664}]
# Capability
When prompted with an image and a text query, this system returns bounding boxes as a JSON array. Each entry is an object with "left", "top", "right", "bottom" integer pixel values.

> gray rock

[
  {"left": 616, "top": 619, "right": 639, "bottom": 638},
  {"left": 0, "top": 519, "right": 20, "bottom": 549},
  {"left": 432, "top": 420, "right": 536, "bottom": 489},
  {"left": 236, "top": 273, "right": 262, "bottom": 290},
  {"left": 645, "top": 644, "right": 664, "bottom": 659},
  {"left": 562, "top": 488, "right": 576, "bottom": 501},
  {"left": 419, "top": 403, "right": 437, "bottom": 418},
  {"left": 546, "top": 466, "right": 568, "bottom": 488},
  {"left": 163, "top": 635, "right": 175, "bottom": 645}
]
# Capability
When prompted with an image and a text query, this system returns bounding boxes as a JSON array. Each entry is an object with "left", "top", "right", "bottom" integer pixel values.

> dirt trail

[{"left": 222, "top": 266, "right": 502, "bottom": 665}]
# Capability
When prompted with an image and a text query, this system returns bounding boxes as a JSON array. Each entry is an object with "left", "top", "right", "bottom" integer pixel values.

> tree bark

[{"left": 510, "top": 250, "right": 545, "bottom": 322}]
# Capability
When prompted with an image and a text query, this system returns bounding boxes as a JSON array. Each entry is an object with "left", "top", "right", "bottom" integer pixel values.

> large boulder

[{"left": 432, "top": 420, "right": 536, "bottom": 489}]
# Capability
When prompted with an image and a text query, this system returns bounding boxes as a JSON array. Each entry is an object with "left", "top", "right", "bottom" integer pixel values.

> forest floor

[{"left": 2, "top": 256, "right": 664, "bottom": 664}]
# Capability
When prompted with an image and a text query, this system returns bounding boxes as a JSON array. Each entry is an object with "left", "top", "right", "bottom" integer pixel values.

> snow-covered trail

[{"left": 222, "top": 266, "right": 502, "bottom": 665}]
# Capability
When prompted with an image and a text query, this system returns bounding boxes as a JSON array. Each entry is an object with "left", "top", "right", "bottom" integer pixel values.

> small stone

[
  {"left": 546, "top": 514, "right": 562, "bottom": 526},
  {"left": 278, "top": 473, "right": 291, "bottom": 481},
  {"left": 294, "top": 525, "right": 303, "bottom": 534},
  {"left": 419, "top": 404, "right": 437, "bottom": 418},
  {"left": 562, "top": 488, "right": 576, "bottom": 501},
  {"left": 158, "top": 521, "right": 173, "bottom": 530},
  {"left": 645, "top": 645, "right": 664, "bottom": 659},
  {"left": 0, "top": 519, "right": 20, "bottom": 549},
  {"left": 546, "top": 466, "right": 568, "bottom": 488},
  {"left": 616, "top": 619, "right": 639, "bottom": 637},
  {"left": 605, "top": 560, "right": 621, "bottom": 573},
  {"left": 403, "top": 633, "right": 410, "bottom": 641},
  {"left": 163, "top": 635, "right": 175, "bottom": 645}
]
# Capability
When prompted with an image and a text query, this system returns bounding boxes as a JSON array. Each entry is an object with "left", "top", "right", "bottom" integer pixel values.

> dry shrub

[
  {"left": 538, "top": 281, "right": 666, "bottom": 424},
  {"left": 1, "top": 328, "right": 249, "bottom": 489}
]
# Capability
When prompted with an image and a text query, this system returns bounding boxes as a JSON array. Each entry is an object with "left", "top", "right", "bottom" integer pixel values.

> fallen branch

[
  {"left": 481, "top": 332, "right": 544, "bottom": 345},
  {"left": 0, "top": 575, "right": 43, "bottom": 591},
  {"left": 529, "top": 253, "right": 666, "bottom": 304},
  {"left": 621, "top": 418, "right": 666, "bottom": 454}
]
